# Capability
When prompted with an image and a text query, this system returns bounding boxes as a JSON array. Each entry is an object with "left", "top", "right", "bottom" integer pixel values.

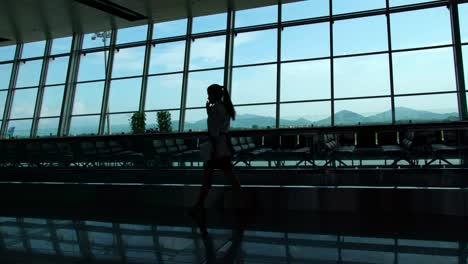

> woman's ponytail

[{"left": 222, "top": 88, "right": 236, "bottom": 121}]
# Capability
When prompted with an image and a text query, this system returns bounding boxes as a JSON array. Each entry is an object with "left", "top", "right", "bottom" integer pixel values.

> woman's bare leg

[{"left": 194, "top": 162, "right": 214, "bottom": 209}]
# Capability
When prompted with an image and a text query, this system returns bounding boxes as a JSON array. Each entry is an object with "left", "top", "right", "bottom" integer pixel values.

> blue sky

[{"left": 0, "top": 0, "right": 467, "bottom": 135}]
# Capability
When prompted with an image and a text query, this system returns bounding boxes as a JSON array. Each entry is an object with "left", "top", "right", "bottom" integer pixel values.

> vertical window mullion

[
  {"left": 31, "top": 39, "right": 53, "bottom": 137},
  {"left": 224, "top": 8, "right": 235, "bottom": 93},
  {"left": 0, "top": 44, "right": 22, "bottom": 137},
  {"left": 276, "top": 3, "right": 282, "bottom": 129},
  {"left": 449, "top": 0, "right": 467, "bottom": 120},
  {"left": 330, "top": 0, "right": 335, "bottom": 126},
  {"left": 387, "top": 0, "right": 396, "bottom": 124},
  {"left": 139, "top": 23, "right": 153, "bottom": 113},
  {"left": 179, "top": 17, "right": 193, "bottom": 132},
  {"left": 59, "top": 33, "right": 83, "bottom": 136},
  {"left": 98, "top": 30, "right": 117, "bottom": 135}
]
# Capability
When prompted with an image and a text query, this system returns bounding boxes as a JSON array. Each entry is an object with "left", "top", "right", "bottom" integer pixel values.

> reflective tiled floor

[{"left": 0, "top": 211, "right": 466, "bottom": 264}]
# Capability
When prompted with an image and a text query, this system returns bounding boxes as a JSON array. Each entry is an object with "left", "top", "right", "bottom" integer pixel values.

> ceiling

[{"left": 0, "top": 0, "right": 298, "bottom": 47}]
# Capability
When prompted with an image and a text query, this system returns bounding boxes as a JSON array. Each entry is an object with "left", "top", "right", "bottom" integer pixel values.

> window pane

[
  {"left": 146, "top": 74, "right": 182, "bottom": 110},
  {"left": 37, "top": 118, "right": 59, "bottom": 137},
  {"left": 280, "top": 101, "right": 331, "bottom": 127},
  {"left": 77, "top": 51, "right": 108, "bottom": 81},
  {"left": 232, "top": 64, "right": 276, "bottom": 104},
  {"left": 235, "top": 5, "right": 277, "bottom": 28},
  {"left": 22, "top": 41, "right": 46, "bottom": 59},
  {"left": 104, "top": 113, "right": 132, "bottom": 134},
  {"left": 334, "top": 54, "right": 390, "bottom": 98},
  {"left": 0, "top": 90, "right": 8, "bottom": 118},
  {"left": 0, "top": 45, "right": 16, "bottom": 61},
  {"left": 73, "top": 81, "right": 104, "bottom": 115},
  {"left": 184, "top": 108, "right": 207, "bottom": 131},
  {"left": 393, "top": 47, "right": 456, "bottom": 94},
  {"left": 461, "top": 4, "right": 468, "bottom": 43},
  {"left": 112, "top": 46, "right": 145, "bottom": 78},
  {"left": 282, "top": 0, "right": 329, "bottom": 21},
  {"left": 281, "top": 60, "right": 330, "bottom": 101},
  {"left": 390, "top": 0, "right": 438, "bottom": 7},
  {"left": 153, "top": 19, "right": 187, "bottom": 39},
  {"left": 117, "top": 25, "right": 148, "bottom": 44},
  {"left": 0, "top": 63, "right": 13, "bottom": 89},
  {"left": 41, "top": 85, "right": 64, "bottom": 117},
  {"left": 190, "top": 35, "right": 226, "bottom": 70},
  {"left": 334, "top": 97, "right": 392, "bottom": 126},
  {"left": 333, "top": 0, "right": 385, "bottom": 15},
  {"left": 149, "top": 41, "right": 185, "bottom": 74},
  {"left": 391, "top": 7, "right": 452, "bottom": 50},
  {"left": 10, "top": 88, "right": 37, "bottom": 119},
  {"left": 282, "top": 23, "right": 330, "bottom": 61},
  {"left": 82, "top": 32, "right": 111, "bottom": 49},
  {"left": 334, "top": 15, "right": 388, "bottom": 55},
  {"left": 6, "top": 119, "right": 32, "bottom": 138},
  {"left": 186, "top": 69, "right": 224, "bottom": 108},
  {"left": 146, "top": 110, "right": 180, "bottom": 132},
  {"left": 16, "top": 59, "right": 43, "bottom": 88},
  {"left": 108, "top": 78, "right": 141, "bottom": 113},
  {"left": 233, "top": 29, "right": 277, "bottom": 66},
  {"left": 51, "top": 37, "right": 72, "bottom": 55},
  {"left": 46, "top": 56, "right": 69, "bottom": 85},
  {"left": 395, "top": 93, "right": 459, "bottom": 123},
  {"left": 231, "top": 104, "right": 276, "bottom": 129},
  {"left": 69, "top": 115, "right": 100, "bottom": 135},
  {"left": 192, "top": 13, "right": 227, "bottom": 34}
]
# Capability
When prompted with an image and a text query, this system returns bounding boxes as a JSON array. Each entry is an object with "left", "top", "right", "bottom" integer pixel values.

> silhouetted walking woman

[{"left": 192, "top": 84, "right": 240, "bottom": 211}]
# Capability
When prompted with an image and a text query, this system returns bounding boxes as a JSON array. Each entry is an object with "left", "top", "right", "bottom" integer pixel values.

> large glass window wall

[{"left": 0, "top": 0, "right": 467, "bottom": 138}]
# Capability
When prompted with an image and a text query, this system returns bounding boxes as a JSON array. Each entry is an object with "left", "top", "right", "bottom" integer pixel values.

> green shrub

[
  {"left": 130, "top": 112, "right": 146, "bottom": 134},
  {"left": 157, "top": 111, "right": 172, "bottom": 132}
]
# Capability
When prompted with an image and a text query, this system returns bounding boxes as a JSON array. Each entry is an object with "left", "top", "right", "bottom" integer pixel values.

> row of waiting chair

[{"left": 0, "top": 129, "right": 466, "bottom": 168}]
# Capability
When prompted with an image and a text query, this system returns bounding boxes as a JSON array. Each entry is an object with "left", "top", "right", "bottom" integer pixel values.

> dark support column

[
  {"left": 139, "top": 23, "right": 153, "bottom": 113},
  {"left": 449, "top": 0, "right": 467, "bottom": 120},
  {"left": 329, "top": 0, "right": 335, "bottom": 126},
  {"left": 276, "top": 3, "right": 282, "bottom": 129},
  {"left": 31, "top": 39, "right": 53, "bottom": 137},
  {"left": 386, "top": 0, "right": 396, "bottom": 124},
  {"left": 0, "top": 44, "right": 22, "bottom": 137},
  {"left": 224, "top": 7, "right": 235, "bottom": 93},
  {"left": 58, "top": 33, "right": 82, "bottom": 136},
  {"left": 98, "top": 30, "right": 117, "bottom": 135},
  {"left": 179, "top": 17, "right": 193, "bottom": 132}
]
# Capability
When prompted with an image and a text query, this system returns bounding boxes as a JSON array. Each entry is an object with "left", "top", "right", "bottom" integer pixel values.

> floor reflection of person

[
  {"left": 192, "top": 84, "right": 241, "bottom": 211},
  {"left": 191, "top": 209, "right": 244, "bottom": 264}
]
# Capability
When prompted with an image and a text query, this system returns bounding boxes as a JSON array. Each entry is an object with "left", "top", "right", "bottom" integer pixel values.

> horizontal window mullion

[
  {"left": 190, "top": 30, "right": 227, "bottom": 39},
  {"left": 145, "top": 108, "right": 181, "bottom": 112},
  {"left": 110, "top": 75, "right": 144, "bottom": 81},
  {"left": 232, "top": 61, "right": 277, "bottom": 69},
  {"left": 187, "top": 66, "right": 225, "bottom": 73},
  {"left": 333, "top": 50, "right": 389, "bottom": 59},
  {"left": 393, "top": 90, "right": 458, "bottom": 97},
  {"left": 334, "top": 95, "right": 392, "bottom": 101},
  {"left": 74, "top": 79, "right": 107, "bottom": 85},
  {"left": 281, "top": 98, "right": 332, "bottom": 104},
  {"left": 391, "top": 44, "right": 454, "bottom": 54},
  {"left": 147, "top": 71, "right": 184, "bottom": 77},
  {"left": 281, "top": 56, "right": 331, "bottom": 64}
]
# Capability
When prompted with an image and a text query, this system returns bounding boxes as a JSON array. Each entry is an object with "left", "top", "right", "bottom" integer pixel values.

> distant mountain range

[
  {"left": 32, "top": 107, "right": 456, "bottom": 137},
  {"left": 183, "top": 107, "right": 459, "bottom": 130}
]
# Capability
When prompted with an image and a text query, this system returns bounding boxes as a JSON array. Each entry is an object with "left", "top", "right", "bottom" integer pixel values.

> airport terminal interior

[{"left": 0, "top": 0, "right": 468, "bottom": 263}]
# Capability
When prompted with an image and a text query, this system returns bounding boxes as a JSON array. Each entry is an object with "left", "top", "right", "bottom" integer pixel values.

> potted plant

[
  {"left": 157, "top": 111, "right": 172, "bottom": 132},
  {"left": 130, "top": 112, "right": 146, "bottom": 134}
]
